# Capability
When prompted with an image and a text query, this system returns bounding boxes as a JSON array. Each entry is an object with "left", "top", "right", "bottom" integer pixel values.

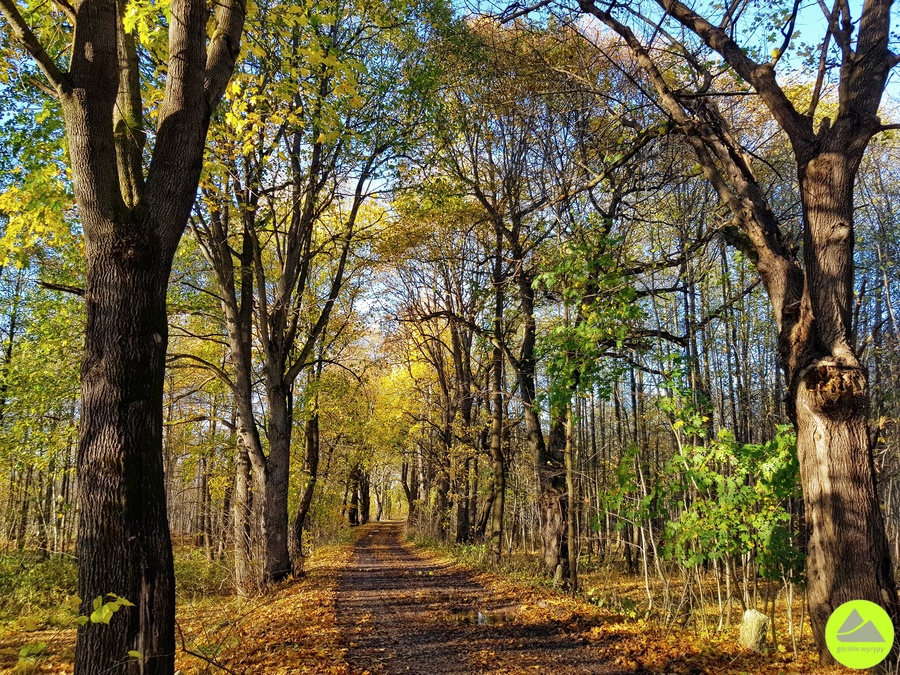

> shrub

[
  {"left": 174, "top": 550, "right": 233, "bottom": 599},
  {"left": 0, "top": 553, "right": 78, "bottom": 625}
]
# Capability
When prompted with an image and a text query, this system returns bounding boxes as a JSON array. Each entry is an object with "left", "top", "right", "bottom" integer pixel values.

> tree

[
  {"left": 186, "top": 0, "right": 442, "bottom": 585},
  {"left": 0, "top": 0, "right": 245, "bottom": 671},
  {"left": 575, "top": 0, "right": 900, "bottom": 661}
]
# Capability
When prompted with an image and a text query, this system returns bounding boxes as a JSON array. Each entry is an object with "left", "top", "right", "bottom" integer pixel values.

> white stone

[{"left": 739, "top": 609, "right": 769, "bottom": 653}]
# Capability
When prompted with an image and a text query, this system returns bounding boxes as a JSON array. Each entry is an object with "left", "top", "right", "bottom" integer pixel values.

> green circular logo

[{"left": 826, "top": 600, "right": 894, "bottom": 669}]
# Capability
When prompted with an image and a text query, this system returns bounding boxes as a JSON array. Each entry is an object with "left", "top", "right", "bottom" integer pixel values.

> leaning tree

[{"left": 571, "top": 0, "right": 900, "bottom": 662}]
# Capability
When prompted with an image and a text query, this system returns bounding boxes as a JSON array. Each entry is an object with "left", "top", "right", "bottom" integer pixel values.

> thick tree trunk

[
  {"left": 792, "top": 157, "right": 900, "bottom": 663},
  {"left": 263, "top": 387, "right": 292, "bottom": 582},
  {"left": 508, "top": 262, "right": 569, "bottom": 578},
  {"left": 0, "top": 0, "right": 244, "bottom": 668},
  {"left": 540, "top": 488, "right": 567, "bottom": 583},
  {"left": 75, "top": 245, "right": 175, "bottom": 675}
]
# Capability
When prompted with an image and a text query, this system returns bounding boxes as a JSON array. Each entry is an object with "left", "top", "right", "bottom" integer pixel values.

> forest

[{"left": 0, "top": 0, "right": 899, "bottom": 672}]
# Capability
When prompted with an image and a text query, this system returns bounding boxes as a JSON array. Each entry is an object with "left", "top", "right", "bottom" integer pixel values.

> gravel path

[{"left": 335, "top": 521, "right": 624, "bottom": 674}]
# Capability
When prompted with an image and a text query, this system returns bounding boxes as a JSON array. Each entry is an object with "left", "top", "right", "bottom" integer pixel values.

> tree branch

[
  {"left": 38, "top": 280, "right": 85, "bottom": 296},
  {"left": 167, "top": 353, "right": 235, "bottom": 394},
  {"left": 50, "top": 0, "right": 75, "bottom": 22},
  {"left": 0, "top": 0, "right": 67, "bottom": 91},
  {"left": 204, "top": 0, "right": 246, "bottom": 108}
]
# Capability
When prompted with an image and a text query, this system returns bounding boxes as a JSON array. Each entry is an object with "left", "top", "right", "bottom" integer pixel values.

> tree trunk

[
  {"left": 217, "top": 465, "right": 233, "bottom": 562},
  {"left": 263, "top": 386, "right": 292, "bottom": 582},
  {"left": 345, "top": 468, "right": 360, "bottom": 526},
  {"left": 488, "top": 364, "right": 505, "bottom": 564},
  {"left": 15, "top": 464, "right": 31, "bottom": 550},
  {"left": 564, "top": 404, "right": 578, "bottom": 591},
  {"left": 509, "top": 259, "right": 568, "bottom": 577},
  {"left": 289, "top": 414, "right": 320, "bottom": 575},
  {"left": 455, "top": 458, "right": 470, "bottom": 543},
  {"left": 359, "top": 471, "right": 370, "bottom": 525},
  {"left": 0, "top": 0, "right": 244, "bottom": 669},
  {"left": 75, "top": 247, "right": 175, "bottom": 675},
  {"left": 488, "top": 232, "right": 506, "bottom": 563},
  {"left": 540, "top": 486, "right": 568, "bottom": 584},
  {"left": 402, "top": 459, "right": 418, "bottom": 519},
  {"left": 793, "top": 156, "right": 899, "bottom": 662},
  {"left": 233, "top": 434, "right": 255, "bottom": 596}
]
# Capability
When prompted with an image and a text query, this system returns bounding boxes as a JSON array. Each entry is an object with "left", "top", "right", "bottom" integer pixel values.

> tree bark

[
  {"left": 290, "top": 414, "right": 320, "bottom": 575},
  {"left": 263, "top": 384, "right": 292, "bottom": 581},
  {"left": 402, "top": 459, "right": 418, "bottom": 519},
  {"left": 792, "top": 159, "right": 898, "bottom": 659},
  {"left": 76, "top": 245, "right": 176, "bottom": 673},
  {"left": 233, "top": 433, "right": 255, "bottom": 596},
  {"left": 359, "top": 471, "right": 370, "bottom": 525},
  {"left": 488, "top": 229, "right": 506, "bottom": 564}
]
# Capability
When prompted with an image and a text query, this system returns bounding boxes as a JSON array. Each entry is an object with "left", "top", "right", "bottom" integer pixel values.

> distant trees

[
  {"left": 178, "top": 0, "right": 443, "bottom": 590},
  {"left": 2, "top": 0, "right": 900, "bottom": 668}
]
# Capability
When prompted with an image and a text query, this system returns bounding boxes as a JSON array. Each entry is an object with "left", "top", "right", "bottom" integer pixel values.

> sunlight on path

[{"left": 335, "top": 522, "right": 621, "bottom": 674}]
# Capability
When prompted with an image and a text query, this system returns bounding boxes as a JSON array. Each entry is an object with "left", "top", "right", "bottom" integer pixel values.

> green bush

[{"left": 174, "top": 550, "right": 233, "bottom": 599}]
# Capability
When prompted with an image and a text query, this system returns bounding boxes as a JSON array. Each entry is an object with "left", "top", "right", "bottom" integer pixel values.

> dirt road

[{"left": 335, "top": 522, "right": 622, "bottom": 674}]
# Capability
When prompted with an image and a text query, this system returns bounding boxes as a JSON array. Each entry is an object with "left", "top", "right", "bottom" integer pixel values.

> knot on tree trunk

[
  {"left": 801, "top": 360, "right": 867, "bottom": 414},
  {"left": 112, "top": 227, "right": 155, "bottom": 267}
]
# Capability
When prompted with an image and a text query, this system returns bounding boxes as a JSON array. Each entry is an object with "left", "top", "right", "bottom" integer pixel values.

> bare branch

[
  {"left": 38, "top": 280, "right": 84, "bottom": 296},
  {"left": 498, "top": 0, "right": 552, "bottom": 23},
  {"left": 771, "top": 0, "right": 802, "bottom": 66},
  {"left": 26, "top": 74, "right": 58, "bottom": 98},
  {"left": 167, "top": 353, "right": 235, "bottom": 393}
]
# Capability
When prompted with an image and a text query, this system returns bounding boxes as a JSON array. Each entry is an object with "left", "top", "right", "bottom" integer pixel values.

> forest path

[{"left": 335, "top": 521, "right": 623, "bottom": 674}]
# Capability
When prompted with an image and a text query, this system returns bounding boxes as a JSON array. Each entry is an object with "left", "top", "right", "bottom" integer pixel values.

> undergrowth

[
  {"left": 0, "top": 547, "right": 238, "bottom": 630},
  {"left": 405, "top": 531, "right": 547, "bottom": 584},
  {"left": 405, "top": 529, "right": 843, "bottom": 674},
  {"left": 0, "top": 554, "right": 78, "bottom": 627}
]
